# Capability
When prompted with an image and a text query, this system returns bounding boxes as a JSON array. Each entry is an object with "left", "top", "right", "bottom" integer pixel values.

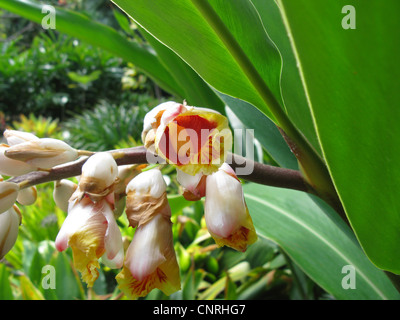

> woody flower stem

[{"left": 9, "top": 146, "right": 333, "bottom": 208}]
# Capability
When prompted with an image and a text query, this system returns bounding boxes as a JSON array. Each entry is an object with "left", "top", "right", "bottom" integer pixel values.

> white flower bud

[
  {"left": 0, "top": 205, "right": 21, "bottom": 259},
  {"left": 3, "top": 129, "right": 39, "bottom": 146},
  {"left": 204, "top": 163, "right": 257, "bottom": 252},
  {"left": 126, "top": 169, "right": 166, "bottom": 199},
  {"left": 16, "top": 186, "right": 37, "bottom": 206},
  {"left": 78, "top": 152, "right": 118, "bottom": 197},
  {"left": 0, "top": 144, "right": 37, "bottom": 176},
  {"left": 53, "top": 180, "right": 77, "bottom": 212},
  {"left": 0, "top": 181, "right": 19, "bottom": 214},
  {"left": 4, "top": 138, "right": 79, "bottom": 169}
]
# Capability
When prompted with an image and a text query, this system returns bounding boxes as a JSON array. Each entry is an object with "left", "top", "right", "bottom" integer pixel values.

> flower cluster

[{"left": 0, "top": 101, "right": 257, "bottom": 299}]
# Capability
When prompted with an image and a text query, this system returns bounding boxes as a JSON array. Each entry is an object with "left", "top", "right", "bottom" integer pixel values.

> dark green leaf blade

[
  {"left": 244, "top": 183, "right": 400, "bottom": 299},
  {"left": 278, "top": 0, "right": 400, "bottom": 273}
]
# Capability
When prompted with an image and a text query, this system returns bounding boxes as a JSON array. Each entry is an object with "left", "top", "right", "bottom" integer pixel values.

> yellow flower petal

[{"left": 116, "top": 215, "right": 180, "bottom": 299}]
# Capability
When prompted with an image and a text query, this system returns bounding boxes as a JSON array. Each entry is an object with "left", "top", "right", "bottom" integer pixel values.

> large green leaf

[
  {"left": 220, "top": 93, "right": 298, "bottom": 170},
  {"left": 137, "top": 26, "right": 226, "bottom": 114},
  {"left": 250, "top": 0, "right": 322, "bottom": 157},
  {"left": 0, "top": 0, "right": 185, "bottom": 98},
  {"left": 278, "top": 0, "right": 400, "bottom": 273},
  {"left": 111, "top": 0, "right": 285, "bottom": 124},
  {"left": 0, "top": 264, "right": 13, "bottom": 300},
  {"left": 243, "top": 183, "right": 400, "bottom": 299}
]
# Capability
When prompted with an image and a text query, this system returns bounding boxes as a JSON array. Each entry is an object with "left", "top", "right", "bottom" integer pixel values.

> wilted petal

[
  {"left": 0, "top": 144, "right": 36, "bottom": 176},
  {"left": 204, "top": 164, "right": 257, "bottom": 252},
  {"left": 125, "top": 169, "right": 169, "bottom": 227},
  {"left": 176, "top": 169, "right": 206, "bottom": 201},
  {"left": 0, "top": 181, "right": 19, "bottom": 214},
  {"left": 116, "top": 214, "right": 180, "bottom": 299},
  {"left": 0, "top": 205, "right": 21, "bottom": 259},
  {"left": 3, "top": 129, "right": 39, "bottom": 146},
  {"left": 102, "top": 201, "right": 124, "bottom": 266},
  {"left": 5, "top": 138, "right": 78, "bottom": 169},
  {"left": 154, "top": 105, "right": 232, "bottom": 175}
]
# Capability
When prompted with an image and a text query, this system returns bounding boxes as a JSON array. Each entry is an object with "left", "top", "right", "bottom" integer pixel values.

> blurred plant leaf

[
  {"left": 67, "top": 70, "right": 102, "bottom": 85},
  {"left": 19, "top": 275, "right": 45, "bottom": 300},
  {"left": 0, "top": 264, "right": 14, "bottom": 300},
  {"left": 198, "top": 261, "right": 250, "bottom": 300},
  {"left": 0, "top": 0, "right": 186, "bottom": 98},
  {"left": 221, "top": 93, "right": 297, "bottom": 169}
]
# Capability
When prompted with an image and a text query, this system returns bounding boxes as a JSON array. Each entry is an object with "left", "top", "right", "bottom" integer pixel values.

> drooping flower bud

[
  {"left": 55, "top": 197, "right": 124, "bottom": 287},
  {"left": 16, "top": 186, "right": 37, "bottom": 206},
  {"left": 3, "top": 129, "right": 39, "bottom": 146},
  {"left": 0, "top": 181, "right": 19, "bottom": 214},
  {"left": 149, "top": 102, "right": 232, "bottom": 175},
  {"left": 125, "top": 169, "right": 169, "bottom": 228},
  {"left": 4, "top": 138, "right": 79, "bottom": 169},
  {"left": 0, "top": 144, "right": 37, "bottom": 176},
  {"left": 53, "top": 179, "right": 77, "bottom": 212},
  {"left": 204, "top": 163, "right": 257, "bottom": 252},
  {"left": 0, "top": 205, "right": 21, "bottom": 259},
  {"left": 176, "top": 169, "right": 206, "bottom": 201},
  {"left": 116, "top": 214, "right": 181, "bottom": 299},
  {"left": 74, "top": 152, "right": 118, "bottom": 202}
]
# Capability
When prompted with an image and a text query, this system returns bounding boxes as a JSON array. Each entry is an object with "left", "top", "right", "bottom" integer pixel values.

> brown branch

[{"left": 9, "top": 146, "right": 309, "bottom": 193}]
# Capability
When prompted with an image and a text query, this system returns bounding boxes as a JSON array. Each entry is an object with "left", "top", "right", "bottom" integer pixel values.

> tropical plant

[{"left": 1, "top": 0, "right": 399, "bottom": 300}]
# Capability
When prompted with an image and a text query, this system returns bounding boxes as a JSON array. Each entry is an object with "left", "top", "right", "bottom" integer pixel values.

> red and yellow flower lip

[{"left": 148, "top": 103, "right": 232, "bottom": 176}]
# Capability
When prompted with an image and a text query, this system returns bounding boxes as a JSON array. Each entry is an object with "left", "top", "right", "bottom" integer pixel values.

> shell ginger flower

[
  {"left": 116, "top": 169, "right": 180, "bottom": 299},
  {"left": 55, "top": 152, "right": 123, "bottom": 287},
  {"left": 55, "top": 197, "right": 124, "bottom": 287},
  {"left": 143, "top": 101, "right": 232, "bottom": 176},
  {"left": 204, "top": 163, "right": 257, "bottom": 252}
]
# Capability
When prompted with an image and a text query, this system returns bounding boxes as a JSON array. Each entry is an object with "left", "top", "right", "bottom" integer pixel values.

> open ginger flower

[
  {"left": 142, "top": 101, "right": 232, "bottom": 176},
  {"left": 116, "top": 212, "right": 180, "bottom": 299},
  {"left": 204, "top": 163, "right": 257, "bottom": 252},
  {"left": 55, "top": 152, "right": 123, "bottom": 287},
  {"left": 116, "top": 168, "right": 180, "bottom": 299},
  {"left": 55, "top": 197, "right": 123, "bottom": 287}
]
